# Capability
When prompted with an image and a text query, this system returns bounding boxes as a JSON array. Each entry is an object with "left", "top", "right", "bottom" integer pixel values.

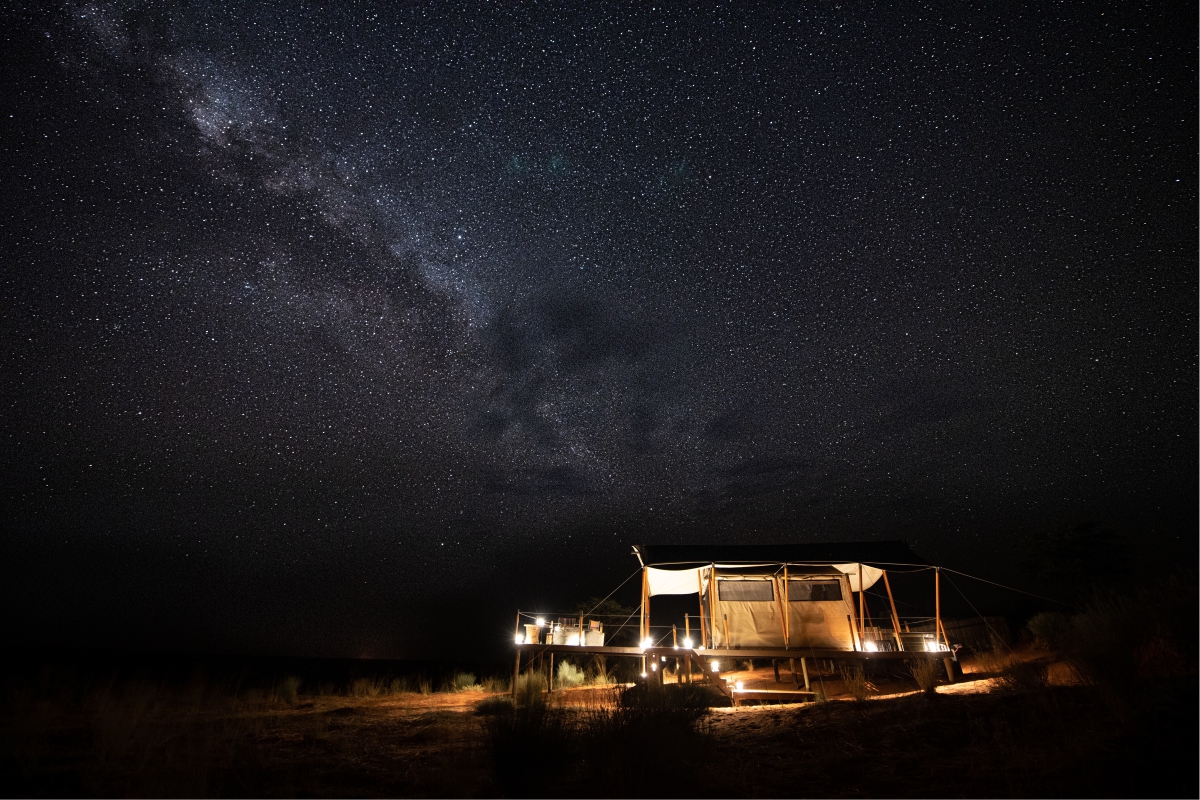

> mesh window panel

[
  {"left": 718, "top": 580, "right": 775, "bottom": 602},
  {"left": 788, "top": 580, "right": 843, "bottom": 601}
]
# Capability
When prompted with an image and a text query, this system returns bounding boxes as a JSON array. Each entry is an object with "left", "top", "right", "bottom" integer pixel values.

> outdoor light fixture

[
  {"left": 514, "top": 634, "right": 525, "bottom": 644},
  {"left": 661, "top": 656, "right": 667, "bottom": 661},
  {"left": 711, "top": 660, "right": 720, "bottom": 672},
  {"left": 641, "top": 637, "right": 653, "bottom": 649},
  {"left": 651, "top": 663, "right": 657, "bottom": 671},
  {"left": 735, "top": 681, "right": 744, "bottom": 691},
  {"left": 864, "top": 641, "right": 878, "bottom": 652},
  {"left": 640, "top": 672, "right": 647, "bottom": 678},
  {"left": 536, "top": 617, "right": 546, "bottom": 627},
  {"left": 682, "top": 637, "right": 693, "bottom": 649}
]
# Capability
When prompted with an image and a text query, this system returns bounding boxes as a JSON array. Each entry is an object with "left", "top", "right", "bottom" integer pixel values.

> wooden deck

[{"left": 514, "top": 643, "right": 954, "bottom": 661}]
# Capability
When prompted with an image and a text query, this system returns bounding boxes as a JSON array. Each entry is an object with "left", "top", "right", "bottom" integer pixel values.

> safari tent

[{"left": 512, "top": 540, "right": 959, "bottom": 702}]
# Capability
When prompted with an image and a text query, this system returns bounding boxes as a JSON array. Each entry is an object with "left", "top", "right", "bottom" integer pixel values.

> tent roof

[{"left": 632, "top": 540, "right": 929, "bottom": 570}]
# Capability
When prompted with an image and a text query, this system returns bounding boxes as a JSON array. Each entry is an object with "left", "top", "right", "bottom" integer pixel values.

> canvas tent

[{"left": 633, "top": 541, "right": 928, "bottom": 651}]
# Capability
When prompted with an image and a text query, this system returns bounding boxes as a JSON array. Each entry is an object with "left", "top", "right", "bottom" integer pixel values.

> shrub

[
  {"left": 1027, "top": 611, "right": 1070, "bottom": 651},
  {"left": 387, "top": 677, "right": 411, "bottom": 694},
  {"left": 555, "top": 660, "right": 585, "bottom": 689},
  {"left": 452, "top": 672, "right": 478, "bottom": 692},
  {"left": 514, "top": 671, "right": 547, "bottom": 708},
  {"left": 995, "top": 659, "right": 1050, "bottom": 691},
  {"left": 275, "top": 676, "right": 302, "bottom": 704},
  {"left": 837, "top": 663, "right": 869, "bottom": 701},
  {"left": 474, "top": 695, "right": 515, "bottom": 715},
  {"left": 417, "top": 676, "right": 432, "bottom": 696},
  {"left": 482, "top": 696, "right": 570, "bottom": 795},
  {"left": 588, "top": 655, "right": 615, "bottom": 686},
  {"left": 576, "top": 682, "right": 713, "bottom": 795},
  {"left": 909, "top": 659, "right": 940, "bottom": 694},
  {"left": 480, "top": 675, "right": 509, "bottom": 693},
  {"left": 349, "top": 678, "right": 383, "bottom": 698}
]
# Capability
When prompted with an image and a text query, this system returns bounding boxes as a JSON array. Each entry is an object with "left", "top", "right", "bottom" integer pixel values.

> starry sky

[{"left": 2, "top": 2, "right": 1195, "bottom": 659}]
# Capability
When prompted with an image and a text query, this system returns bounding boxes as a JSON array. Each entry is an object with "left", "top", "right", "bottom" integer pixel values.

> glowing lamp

[
  {"left": 651, "top": 663, "right": 657, "bottom": 671},
  {"left": 735, "top": 681, "right": 744, "bottom": 691},
  {"left": 711, "top": 660, "right": 720, "bottom": 672},
  {"left": 514, "top": 634, "right": 525, "bottom": 645},
  {"left": 536, "top": 617, "right": 546, "bottom": 627},
  {"left": 864, "top": 641, "right": 878, "bottom": 652},
  {"left": 641, "top": 637, "right": 654, "bottom": 649},
  {"left": 640, "top": 672, "right": 647, "bottom": 678},
  {"left": 682, "top": 637, "right": 693, "bottom": 649}
]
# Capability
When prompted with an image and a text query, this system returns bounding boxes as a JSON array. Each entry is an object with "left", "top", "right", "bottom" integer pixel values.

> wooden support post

[
  {"left": 512, "top": 610, "right": 522, "bottom": 699},
  {"left": 882, "top": 570, "right": 904, "bottom": 650},
  {"left": 847, "top": 615, "right": 859, "bottom": 651},
  {"left": 800, "top": 657, "right": 811, "bottom": 691},
  {"left": 944, "top": 656, "right": 956, "bottom": 683},
  {"left": 774, "top": 576, "right": 788, "bottom": 650},
  {"left": 723, "top": 614, "right": 730, "bottom": 649},
  {"left": 549, "top": 652, "right": 554, "bottom": 692},
  {"left": 709, "top": 564, "right": 718, "bottom": 647},
  {"left": 696, "top": 573, "right": 708, "bottom": 648},
  {"left": 673, "top": 625, "right": 677, "bottom": 647},
  {"left": 783, "top": 565, "right": 790, "bottom": 647},
  {"left": 773, "top": 659, "right": 781, "bottom": 682},
  {"left": 935, "top": 568, "right": 945, "bottom": 649},
  {"left": 858, "top": 563, "right": 865, "bottom": 641}
]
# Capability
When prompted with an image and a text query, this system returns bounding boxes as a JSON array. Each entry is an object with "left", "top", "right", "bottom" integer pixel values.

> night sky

[{"left": 2, "top": 2, "right": 1195, "bottom": 660}]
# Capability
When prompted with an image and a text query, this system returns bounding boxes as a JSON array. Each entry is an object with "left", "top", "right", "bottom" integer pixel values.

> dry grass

[{"left": 908, "top": 659, "right": 941, "bottom": 693}]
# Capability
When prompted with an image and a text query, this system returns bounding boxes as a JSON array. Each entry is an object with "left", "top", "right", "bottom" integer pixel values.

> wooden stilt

[
  {"left": 723, "top": 615, "right": 730, "bottom": 649},
  {"left": 943, "top": 656, "right": 956, "bottom": 683},
  {"left": 696, "top": 573, "right": 708, "bottom": 648},
  {"left": 512, "top": 611, "right": 522, "bottom": 699},
  {"left": 800, "top": 657, "right": 810, "bottom": 690},
  {"left": 773, "top": 659, "right": 781, "bottom": 682},
  {"left": 783, "top": 565, "right": 790, "bottom": 647}
]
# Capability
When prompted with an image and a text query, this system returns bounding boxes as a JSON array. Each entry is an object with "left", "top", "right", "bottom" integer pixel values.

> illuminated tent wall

[{"left": 633, "top": 542, "right": 927, "bottom": 651}]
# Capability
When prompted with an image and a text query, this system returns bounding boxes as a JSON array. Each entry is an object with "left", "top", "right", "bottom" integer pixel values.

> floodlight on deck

[
  {"left": 536, "top": 617, "right": 546, "bottom": 627},
  {"left": 641, "top": 637, "right": 654, "bottom": 649},
  {"left": 682, "top": 637, "right": 693, "bottom": 649},
  {"left": 710, "top": 660, "right": 719, "bottom": 672},
  {"left": 735, "top": 681, "right": 744, "bottom": 691},
  {"left": 864, "top": 641, "right": 878, "bottom": 652},
  {"left": 651, "top": 663, "right": 657, "bottom": 671},
  {"left": 514, "top": 634, "right": 525, "bottom": 644}
]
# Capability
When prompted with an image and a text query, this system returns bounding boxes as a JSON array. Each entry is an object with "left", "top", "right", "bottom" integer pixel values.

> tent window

[
  {"left": 718, "top": 580, "right": 774, "bottom": 602},
  {"left": 788, "top": 580, "right": 843, "bottom": 602}
]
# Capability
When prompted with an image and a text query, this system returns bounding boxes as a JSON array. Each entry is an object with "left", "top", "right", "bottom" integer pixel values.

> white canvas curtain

[{"left": 645, "top": 563, "right": 883, "bottom": 596}]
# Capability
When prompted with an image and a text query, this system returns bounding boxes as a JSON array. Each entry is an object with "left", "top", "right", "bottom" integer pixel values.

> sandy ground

[{"left": 4, "top": 647, "right": 1191, "bottom": 798}]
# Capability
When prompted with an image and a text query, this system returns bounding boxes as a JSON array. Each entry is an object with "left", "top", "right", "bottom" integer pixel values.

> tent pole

[
  {"left": 858, "top": 563, "right": 865, "bottom": 642},
  {"left": 723, "top": 615, "right": 730, "bottom": 650},
  {"left": 882, "top": 570, "right": 904, "bottom": 650},
  {"left": 774, "top": 574, "right": 788, "bottom": 650},
  {"left": 709, "top": 564, "right": 718, "bottom": 648},
  {"left": 935, "top": 568, "right": 943, "bottom": 648},
  {"left": 783, "top": 565, "right": 790, "bottom": 647},
  {"left": 512, "top": 610, "right": 521, "bottom": 699},
  {"left": 696, "top": 572, "right": 708, "bottom": 648}
]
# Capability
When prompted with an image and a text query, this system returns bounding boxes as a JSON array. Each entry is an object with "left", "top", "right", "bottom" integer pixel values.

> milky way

[{"left": 2, "top": 3, "right": 1194, "bottom": 657}]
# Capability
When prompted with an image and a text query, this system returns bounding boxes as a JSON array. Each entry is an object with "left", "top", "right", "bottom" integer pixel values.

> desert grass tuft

[
  {"left": 908, "top": 658, "right": 941, "bottom": 694},
  {"left": 838, "top": 663, "right": 870, "bottom": 701}
]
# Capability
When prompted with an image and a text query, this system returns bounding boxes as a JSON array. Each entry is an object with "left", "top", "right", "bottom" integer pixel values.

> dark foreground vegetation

[{"left": 2, "top": 578, "right": 1195, "bottom": 798}]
